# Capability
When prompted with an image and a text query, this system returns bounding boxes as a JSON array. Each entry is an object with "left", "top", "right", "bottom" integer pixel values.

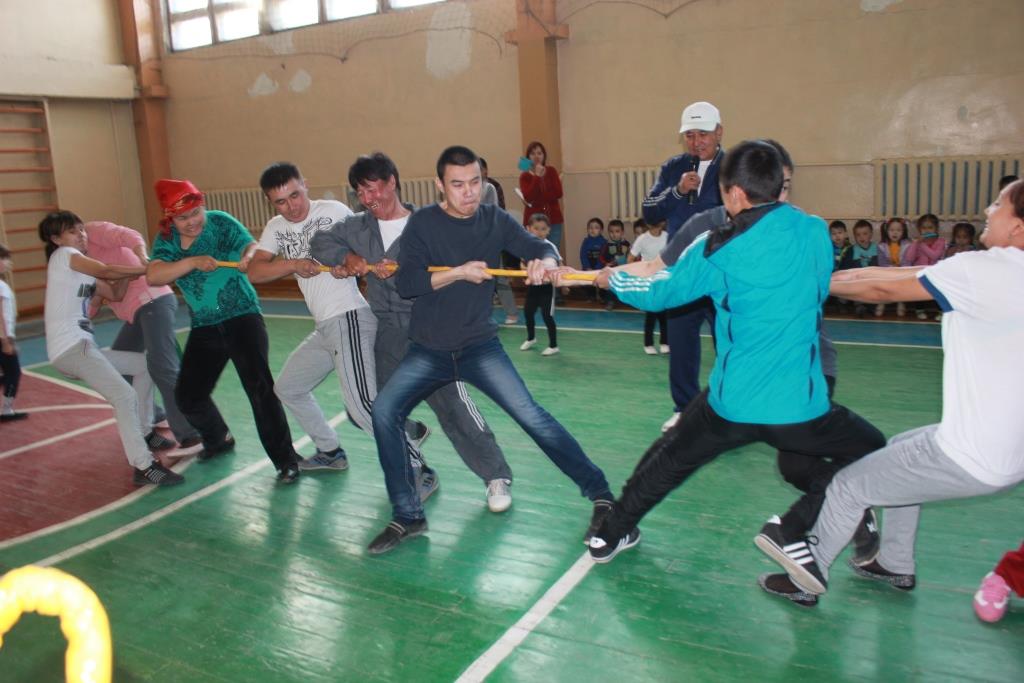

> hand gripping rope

[{"left": 0, "top": 565, "right": 112, "bottom": 683}]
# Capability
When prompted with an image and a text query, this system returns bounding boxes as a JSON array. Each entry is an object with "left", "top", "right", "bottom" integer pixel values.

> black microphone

[{"left": 688, "top": 157, "right": 699, "bottom": 205}]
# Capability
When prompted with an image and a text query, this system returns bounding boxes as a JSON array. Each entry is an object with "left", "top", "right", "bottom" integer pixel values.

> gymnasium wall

[{"left": 158, "top": 0, "right": 1023, "bottom": 266}]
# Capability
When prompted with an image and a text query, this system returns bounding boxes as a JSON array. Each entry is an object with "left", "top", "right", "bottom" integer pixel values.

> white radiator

[
  {"left": 609, "top": 166, "right": 659, "bottom": 223},
  {"left": 874, "top": 155, "right": 1022, "bottom": 220}
]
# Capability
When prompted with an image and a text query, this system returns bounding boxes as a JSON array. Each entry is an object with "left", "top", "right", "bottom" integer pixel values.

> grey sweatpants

[
  {"left": 811, "top": 424, "right": 1014, "bottom": 578},
  {"left": 274, "top": 308, "right": 423, "bottom": 467},
  {"left": 111, "top": 293, "right": 199, "bottom": 442},
  {"left": 375, "top": 317, "right": 513, "bottom": 483},
  {"left": 51, "top": 339, "right": 153, "bottom": 469}
]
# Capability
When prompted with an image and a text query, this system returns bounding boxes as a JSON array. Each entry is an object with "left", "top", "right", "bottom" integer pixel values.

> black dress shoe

[
  {"left": 197, "top": 434, "right": 236, "bottom": 462},
  {"left": 276, "top": 462, "right": 300, "bottom": 484},
  {"left": 0, "top": 412, "right": 28, "bottom": 422}
]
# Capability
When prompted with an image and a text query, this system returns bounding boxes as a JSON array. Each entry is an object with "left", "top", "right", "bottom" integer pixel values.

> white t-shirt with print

[
  {"left": 918, "top": 248, "right": 1024, "bottom": 486},
  {"left": 258, "top": 199, "right": 368, "bottom": 323},
  {"left": 44, "top": 247, "right": 96, "bottom": 360},
  {"left": 630, "top": 231, "right": 668, "bottom": 262},
  {"left": 0, "top": 279, "right": 15, "bottom": 338}
]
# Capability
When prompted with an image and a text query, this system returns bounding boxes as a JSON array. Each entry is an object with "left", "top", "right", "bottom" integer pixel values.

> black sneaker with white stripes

[
  {"left": 367, "top": 518, "right": 428, "bottom": 555},
  {"left": 583, "top": 498, "right": 614, "bottom": 545},
  {"left": 588, "top": 526, "right": 641, "bottom": 564},
  {"left": 754, "top": 515, "right": 828, "bottom": 594},
  {"left": 851, "top": 508, "right": 881, "bottom": 565},
  {"left": 758, "top": 573, "right": 819, "bottom": 607},
  {"left": 133, "top": 462, "right": 185, "bottom": 487}
]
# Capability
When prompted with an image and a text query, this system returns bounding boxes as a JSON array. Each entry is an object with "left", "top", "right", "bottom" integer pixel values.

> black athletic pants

[
  {"left": 0, "top": 348, "right": 20, "bottom": 398},
  {"left": 643, "top": 312, "right": 668, "bottom": 347},
  {"left": 524, "top": 283, "right": 557, "bottom": 348},
  {"left": 604, "top": 390, "right": 886, "bottom": 541}
]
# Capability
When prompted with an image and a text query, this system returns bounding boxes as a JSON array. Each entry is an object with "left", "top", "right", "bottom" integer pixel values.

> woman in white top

[{"left": 38, "top": 211, "right": 183, "bottom": 487}]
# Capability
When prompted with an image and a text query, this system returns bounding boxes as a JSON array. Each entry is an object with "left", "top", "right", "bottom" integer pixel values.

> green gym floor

[{"left": 1, "top": 312, "right": 1021, "bottom": 682}]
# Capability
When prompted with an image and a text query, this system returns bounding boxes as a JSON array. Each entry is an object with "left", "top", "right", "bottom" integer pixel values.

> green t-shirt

[{"left": 152, "top": 210, "right": 261, "bottom": 327}]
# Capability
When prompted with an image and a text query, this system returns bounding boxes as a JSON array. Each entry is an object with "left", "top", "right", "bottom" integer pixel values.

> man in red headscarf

[{"left": 147, "top": 179, "right": 302, "bottom": 483}]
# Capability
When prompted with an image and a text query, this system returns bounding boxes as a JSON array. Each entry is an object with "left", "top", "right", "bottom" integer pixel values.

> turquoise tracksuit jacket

[{"left": 611, "top": 202, "right": 832, "bottom": 425}]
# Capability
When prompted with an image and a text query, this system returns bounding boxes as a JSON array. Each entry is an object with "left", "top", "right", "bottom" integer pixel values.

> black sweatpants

[
  {"left": 604, "top": 390, "right": 886, "bottom": 541},
  {"left": 643, "top": 312, "right": 668, "bottom": 347},
  {"left": 524, "top": 283, "right": 557, "bottom": 348},
  {"left": 175, "top": 313, "right": 297, "bottom": 470},
  {"left": 0, "top": 348, "right": 20, "bottom": 398}
]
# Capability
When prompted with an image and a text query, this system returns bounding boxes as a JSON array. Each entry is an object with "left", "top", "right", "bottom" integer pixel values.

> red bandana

[{"left": 154, "top": 178, "right": 205, "bottom": 237}]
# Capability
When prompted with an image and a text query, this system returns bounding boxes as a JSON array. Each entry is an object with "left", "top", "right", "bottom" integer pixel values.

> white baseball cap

[{"left": 679, "top": 101, "right": 721, "bottom": 133}]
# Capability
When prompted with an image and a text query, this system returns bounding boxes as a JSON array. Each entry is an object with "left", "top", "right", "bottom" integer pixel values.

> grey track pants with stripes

[
  {"left": 273, "top": 308, "right": 423, "bottom": 466},
  {"left": 375, "top": 317, "right": 513, "bottom": 483}
]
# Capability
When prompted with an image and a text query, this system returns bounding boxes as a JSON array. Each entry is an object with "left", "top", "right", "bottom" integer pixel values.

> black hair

[
  {"left": 436, "top": 145, "right": 479, "bottom": 181},
  {"left": 587, "top": 217, "right": 604, "bottom": 229},
  {"left": 998, "top": 174, "right": 1019, "bottom": 191},
  {"left": 852, "top": 219, "right": 873, "bottom": 232},
  {"left": 259, "top": 162, "right": 302, "bottom": 193},
  {"left": 348, "top": 152, "right": 401, "bottom": 194},
  {"left": 0, "top": 244, "right": 10, "bottom": 260},
  {"left": 528, "top": 213, "right": 551, "bottom": 227},
  {"left": 951, "top": 221, "right": 976, "bottom": 240},
  {"left": 829, "top": 220, "right": 848, "bottom": 231},
  {"left": 608, "top": 219, "right": 625, "bottom": 230},
  {"left": 881, "top": 217, "right": 909, "bottom": 244},
  {"left": 719, "top": 140, "right": 784, "bottom": 204},
  {"left": 38, "top": 210, "right": 84, "bottom": 260},
  {"left": 478, "top": 157, "right": 489, "bottom": 171},
  {"left": 757, "top": 138, "right": 793, "bottom": 171}
]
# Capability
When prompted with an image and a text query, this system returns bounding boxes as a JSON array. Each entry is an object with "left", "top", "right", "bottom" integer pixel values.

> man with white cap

[{"left": 642, "top": 101, "right": 725, "bottom": 432}]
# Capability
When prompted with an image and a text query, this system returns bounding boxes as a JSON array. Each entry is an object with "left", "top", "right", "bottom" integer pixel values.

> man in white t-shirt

[
  {"left": 249, "top": 162, "right": 434, "bottom": 489},
  {"left": 759, "top": 179, "right": 1024, "bottom": 606}
]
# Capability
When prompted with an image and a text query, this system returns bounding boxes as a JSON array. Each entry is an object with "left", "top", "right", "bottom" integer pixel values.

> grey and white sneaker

[
  {"left": 408, "top": 422, "right": 432, "bottom": 451},
  {"left": 299, "top": 447, "right": 349, "bottom": 471},
  {"left": 418, "top": 467, "right": 439, "bottom": 502},
  {"left": 486, "top": 478, "right": 512, "bottom": 512}
]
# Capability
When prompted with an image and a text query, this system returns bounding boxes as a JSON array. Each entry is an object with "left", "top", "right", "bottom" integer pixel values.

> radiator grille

[
  {"left": 874, "top": 155, "right": 1022, "bottom": 220},
  {"left": 609, "top": 166, "right": 659, "bottom": 222}
]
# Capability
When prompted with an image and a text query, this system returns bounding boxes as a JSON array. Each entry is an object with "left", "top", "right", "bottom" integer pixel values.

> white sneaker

[
  {"left": 659, "top": 344, "right": 670, "bottom": 354},
  {"left": 486, "top": 478, "right": 512, "bottom": 512},
  {"left": 541, "top": 346, "right": 560, "bottom": 356},
  {"left": 915, "top": 309, "right": 927, "bottom": 320},
  {"left": 504, "top": 316, "right": 518, "bottom": 325},
  {"left": 520, "top": 339, "right": 536, "bottom": 351},
  {"left": 644, "top": 346, "right": 658, "bottom": 355},
  {"left": 661, "top": 412, "right": 681, "bottom": 432},
  {"left": 874, "top": 304, "right": 884, "bottom": 317}
]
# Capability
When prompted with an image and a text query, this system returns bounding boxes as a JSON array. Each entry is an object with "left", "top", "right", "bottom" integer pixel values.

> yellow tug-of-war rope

[
  {"left": 0, "top": 565, "right": 112, "bottom": 683},
  {"left": 214, "top": 261, "right": 599, "bottom": 280}
]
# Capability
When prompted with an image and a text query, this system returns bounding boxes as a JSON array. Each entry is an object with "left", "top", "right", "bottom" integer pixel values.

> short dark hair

[
  {"left": 436, "top": 145, "right": 479, "bottom": 181},
  {"left": 0, "top": 244, "right": 10, "bottom": 260},
  {"left": 608, "top": 219, "right": 625, "bottom": 230},
  {"left": 998, "top": 174, "right": 1019, "bottom": 191},
  {"left": 348, "top": 152, "right": 401, "bottom": 193},
  {"left": 829, "top": 220, "right": 848, "bottom": 231},
  {"left": 478, "top": 156, "right": 489, "bottom": 171},
  {"left": 1007, "top": 179, "right": 1024, "bottom": 221},
  {"left": 259, "top": 162, "right": 301, "bottom": 193},
  {"left": 38, "top": 210, "right": 84, "bottom": 260},
  {"left": 528, "top": 213, "right": 551, "bottom": 227},
  {"left": 758, "top": 139, "right": 793, "bottom": 171},
  {"left": 917, "top": 213, "right": 939, "bottom": 230},
  {"left": 952, "top": 221, "right": 976, "bottom": 239},
  {"left": 587, "top": 217, "right": 604, "bottom": 229},
  {"left": 719, "top": 140, "right": 784, "bottom": 204},
  {"left": 853, "top": 219, "right": 873, "bottom": 232}
]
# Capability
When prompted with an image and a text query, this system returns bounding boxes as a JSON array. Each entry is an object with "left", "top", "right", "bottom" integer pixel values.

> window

[{"left": 166, "top": 0, "right": 450, "bottom": 52}]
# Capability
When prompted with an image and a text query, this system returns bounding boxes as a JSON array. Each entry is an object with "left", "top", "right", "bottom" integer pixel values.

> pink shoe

[{"left": 974, "top": 572, "right": 1011, "bottom": 623}]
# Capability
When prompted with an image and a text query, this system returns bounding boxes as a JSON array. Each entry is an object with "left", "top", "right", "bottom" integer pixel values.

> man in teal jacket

[{"left": 575, "top": 141, "right": 884, "bottom": 604}]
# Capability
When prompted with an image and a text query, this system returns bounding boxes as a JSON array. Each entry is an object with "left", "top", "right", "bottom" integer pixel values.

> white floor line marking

[
  {"left": 22, "top": 368, "right": 106, "bottom": 399},
  {"left": 0, "top": 419, "right": 117, "bottom": 461},
  {"left": 28, "top": 413, "right": 347, "bottom": 566},
  {"left": 455, "top": 552, "right": 595, "bottom": 683},
  {"left": 18, "top": 403, "right": 114, "bottom": 414}
]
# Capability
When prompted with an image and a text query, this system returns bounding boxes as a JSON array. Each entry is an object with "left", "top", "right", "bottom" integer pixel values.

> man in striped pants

[{"left": 248, "top": 162, "right": 435, "bottom": 495}]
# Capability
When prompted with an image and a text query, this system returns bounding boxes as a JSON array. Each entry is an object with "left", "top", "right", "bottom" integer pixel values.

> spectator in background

[
  {"left": 945, "top": 222, "right": 978, "bottom": 258},
  {"left": 876, "top": 217, "right": 912, "bottom": 317},
  {"left": 579, "top": 217, "right": 608, "bottom": 303},
  {"left": 906, "top": 213, "right": 947, "bottom": 320},
  {"left": 519, "top": 141, "right": 564, "bottom": 251},
  {"left": 481, "top": 156, "right": 518, "bottom": 324},
  {"left": 600, "top": 220, "right": 630, "bottom": 311},
  {"left": 628, "top": 220, "right": 669, "bottom": 354},
  {"left": 641, "top": 101, "right": 724, "bottom": 431},
  {"left": 0, "top": 244, "right": 26, "bottom": 422},
  {"left": 632, "top": 219, "right": 647, "bottom": 239}
]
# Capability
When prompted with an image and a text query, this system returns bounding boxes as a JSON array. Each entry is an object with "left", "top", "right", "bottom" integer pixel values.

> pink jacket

[
  {"left": 84, "top": 221, "right": 173, "bottom": 323},
  {"left": 904, "top": 238, "right": 948, "bottom": 267}
]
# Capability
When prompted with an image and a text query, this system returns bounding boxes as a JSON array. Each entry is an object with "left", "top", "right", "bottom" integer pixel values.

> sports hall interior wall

[{"left": 1, "top": 0, "right": 1022, "bottom": 274}]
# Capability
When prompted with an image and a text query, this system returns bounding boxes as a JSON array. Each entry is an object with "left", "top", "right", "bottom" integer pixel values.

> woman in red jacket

[{"left": 519, "top": 141, "right": 565, "bottom": 251}]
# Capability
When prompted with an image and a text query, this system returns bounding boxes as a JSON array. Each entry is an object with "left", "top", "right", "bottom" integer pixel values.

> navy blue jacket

[{"left": 642, "top": 148, "right": 724, "bottom": 238}]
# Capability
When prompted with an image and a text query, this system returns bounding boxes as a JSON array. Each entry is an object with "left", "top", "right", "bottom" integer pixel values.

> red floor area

[{"left": 0, "top": 373, "right": 140, "bottom": 542}]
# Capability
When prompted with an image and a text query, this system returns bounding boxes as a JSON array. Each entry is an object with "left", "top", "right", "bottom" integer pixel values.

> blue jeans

[{"left": 372, "top": 336, "right": 610, "bottom": 522}]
